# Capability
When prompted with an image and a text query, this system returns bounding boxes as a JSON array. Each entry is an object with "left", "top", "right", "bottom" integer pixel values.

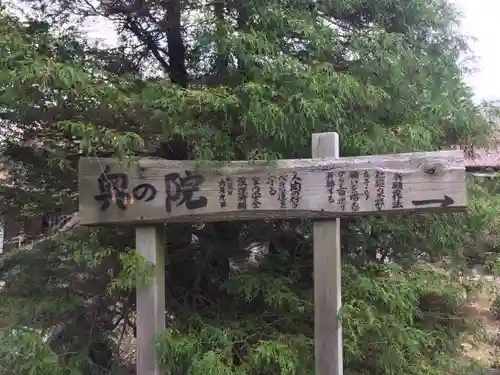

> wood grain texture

[
  {"left": 78, "top": 150, "right": 466, "bottom": 225},
  {"left": 135, "top": 226, "right": 165, "bottom": 375},
  {"left": 312, "top": 133, "right": 342, "bottom": 375}
]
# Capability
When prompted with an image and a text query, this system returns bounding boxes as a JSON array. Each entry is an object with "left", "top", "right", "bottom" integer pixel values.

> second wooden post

[{"left": 312, "top": 132, "right": 342, "bottom": 375}]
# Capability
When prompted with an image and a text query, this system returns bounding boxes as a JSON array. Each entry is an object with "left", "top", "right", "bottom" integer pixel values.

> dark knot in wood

[{"left": 423, "top": 166, "right": 436, "bottom": 175}]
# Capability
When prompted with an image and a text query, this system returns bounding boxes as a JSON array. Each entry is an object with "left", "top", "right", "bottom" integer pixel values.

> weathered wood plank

[
  {"left": 135, "top": 226, "right": 165, "bottom": 375},
  {"left": 78, "top": 150, "right": 466, "bottom": 225},
  {"left": 312, "top": 133, "right": 342, "bottom": 375}
]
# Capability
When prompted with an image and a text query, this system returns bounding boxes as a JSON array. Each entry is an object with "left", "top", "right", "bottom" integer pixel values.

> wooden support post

[
  {"left": 135, "top": 226, "right": 165, "bottom": 375},
  {"left": 312, "top": 132, "right": 342, "bottom": 375}
]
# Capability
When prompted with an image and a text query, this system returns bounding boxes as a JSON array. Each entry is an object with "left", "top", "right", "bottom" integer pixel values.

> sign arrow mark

[{"left": 412, "top": 195, "right": 454, "bottom": 208}]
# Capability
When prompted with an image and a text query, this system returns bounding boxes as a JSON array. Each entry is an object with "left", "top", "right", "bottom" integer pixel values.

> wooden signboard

[
  {"left": 78, "top": 150, "right": 466, "bottom": 225},
  {"left": 77, "top": 141, "right": 467, "bottom": 375}
]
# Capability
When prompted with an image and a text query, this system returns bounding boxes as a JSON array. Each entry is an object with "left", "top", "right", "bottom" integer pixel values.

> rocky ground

[{"left": 462, "top": 273, "right": 500, "bottom": 374}]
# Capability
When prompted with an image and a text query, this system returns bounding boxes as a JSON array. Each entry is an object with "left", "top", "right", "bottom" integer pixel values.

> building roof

[
  {"left": 459, "top": 140, "right": 500, "bottom": 176},
  {"left": 464, "top": 148, "right": 500, "bottom": 167}
]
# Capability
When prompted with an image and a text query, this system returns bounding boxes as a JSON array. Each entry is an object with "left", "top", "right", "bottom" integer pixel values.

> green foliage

[
  {"left": 151, "top": 263, "right": 477, "bottom": 375},
  {"left": 0, "top": 227, "right": 137, "bottom": 373},
  {"left": 0, "top": 329, "right": 61, "bottom": 375},
  {"left": 343, "top": 264, "right": 469, "bottom": 375},
  {"left": 108, "top": 249, "right": 154, "bottom": 294},
  {"left": 0, "top": 0, "right": 499, "bottom": 374}
]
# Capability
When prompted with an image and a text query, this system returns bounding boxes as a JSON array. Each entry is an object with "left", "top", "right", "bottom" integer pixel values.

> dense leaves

[{"left": 0, "top": 0, "right": 499, "bottom": 374}]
